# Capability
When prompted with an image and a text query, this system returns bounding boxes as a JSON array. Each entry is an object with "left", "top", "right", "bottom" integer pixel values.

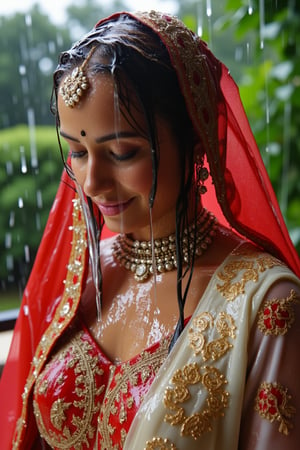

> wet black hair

[{"left": 51, "top": 13, "right": 199, "bottom": 349}]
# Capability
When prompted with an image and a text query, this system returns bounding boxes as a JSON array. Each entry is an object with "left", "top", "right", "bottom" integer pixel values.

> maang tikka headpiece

[{"left": 60, "top": 46, "right": 96, "bottom": 108}]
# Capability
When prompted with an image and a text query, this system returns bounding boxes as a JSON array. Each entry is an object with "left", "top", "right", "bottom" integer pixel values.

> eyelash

[
  {"left": 110, "top": 149, "right": 137, "bottom": 162},
  {"left": 70, "top": 150, "right": 86, "bottom": 159},
  {"left": 69, "top": 149, "right": 138, "bottom": 161}
]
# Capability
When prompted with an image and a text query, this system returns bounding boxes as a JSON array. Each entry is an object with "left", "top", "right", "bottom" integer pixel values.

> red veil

[{"left": 0, "top": 10, "right": 299, "bottom": 449}]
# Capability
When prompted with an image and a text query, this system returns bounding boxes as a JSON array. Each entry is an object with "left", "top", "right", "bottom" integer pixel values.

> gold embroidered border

[
  {"left": 134, "top": 11, "right": 219, "bottom": 171},
  {"left": 216, "top": 249, "right": 282, "bottom": 301},
  {"left": 255, "top": 381, "right": 296, "bottom": 435},
  {"left": 33, "top": 331, "right": 104, "bottom": 449},
  {"left": 13, "top": 197, "right": 87, "bottom": 448},
  {"left": 257, "top": 289, "right": 300, "bottom": 336}
]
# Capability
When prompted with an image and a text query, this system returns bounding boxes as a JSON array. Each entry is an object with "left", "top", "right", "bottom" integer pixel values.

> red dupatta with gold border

[{"left": 1, "top": 10, "right": 299, "bottom": 449}]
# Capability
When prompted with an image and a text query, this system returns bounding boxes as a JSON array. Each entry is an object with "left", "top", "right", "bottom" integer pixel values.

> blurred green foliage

[
  {"left": 219, "top": 0, "right": 300, "bottom": 252},
  {"left": 0, "top": 125, "right": 62, "bottom": 290}
]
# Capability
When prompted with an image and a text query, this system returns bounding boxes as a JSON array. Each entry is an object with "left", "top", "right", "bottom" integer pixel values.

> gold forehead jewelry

[
  {"left": 59, "top": 46, "right": 96, "bottom": 108},
  {"left": 112, "top": 208, "right": 217, "bottom": 282}
]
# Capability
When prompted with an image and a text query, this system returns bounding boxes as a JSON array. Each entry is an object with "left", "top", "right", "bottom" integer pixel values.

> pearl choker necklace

[{"left": 112, "top": 208, "right": 217, "bottom": 281}]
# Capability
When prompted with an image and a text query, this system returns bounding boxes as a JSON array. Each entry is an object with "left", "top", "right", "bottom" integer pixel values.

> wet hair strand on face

[{"left": 51, "top": 13, "right": 198, "bottom": 348}]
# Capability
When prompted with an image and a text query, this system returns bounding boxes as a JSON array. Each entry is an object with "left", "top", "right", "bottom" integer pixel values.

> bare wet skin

[{"left": 80, "top": 226, "right": 242, "bottom": 364}]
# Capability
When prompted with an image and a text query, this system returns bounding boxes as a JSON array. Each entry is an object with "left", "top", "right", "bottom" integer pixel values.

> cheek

[
  {"left": 121, "top": 161, "right": 153, "bottom": 194},
  {"left": 70, "top": 159, "right": 85, "bottom": 184}
]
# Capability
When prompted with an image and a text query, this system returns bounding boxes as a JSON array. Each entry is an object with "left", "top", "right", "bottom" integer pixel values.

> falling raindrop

[
  {"left": 197, "top": 0, "right": 204, "bottom": 37},
  {"left": 18, "top": 197, "right": 24, "bottom": 209},
  {"left": 5, "top": 233, "right": 12, "bottom": 249},
  {"left": 19, "top": 65, "right": 26, "bottom": 76},
  {"left": 248, "top": 0, "right": 254, "bottom": 15},
  {"left": 6, "top": 161, "right": 13, "bottom": 176},
  {"left": 36, "top": 190, "right": 43, "bottom": 209},
  {"left": 24, "top": 245, "right": 30, "bottom": 264},
  {"left": 27, "top": 108, "right": 38, "bottom": 170},
  {"left": 9, "top": 212, "right": 15, "bottom": 228},
  {"left": 259, "top": 0, "right": 265, "bottom": 49},
  {"left": 206, "top": 0, "right": 212, "bottom": 18},
  {"left": 206, "top": 0, "right": 213, "bottom": 46},
  {"left": 6, "top": 255, "right": 14, "bottom": 272},
  {"left": 20, "top": 146, "right": 27, "bottom": 174}
]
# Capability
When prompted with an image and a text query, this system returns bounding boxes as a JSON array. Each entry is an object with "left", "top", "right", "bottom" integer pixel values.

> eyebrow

[{"left": 59, "top": 130, "right": 143, "bottom": 143}]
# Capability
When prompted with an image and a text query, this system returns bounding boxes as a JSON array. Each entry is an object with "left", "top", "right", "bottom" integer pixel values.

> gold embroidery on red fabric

[
  {"left": 134, "top": 11, "right": 220, "bottom": 162},
  {"left": 33, "top": 331, "right": 105, "bottom": 449},
  {"left": 255, "top": 381, "right": 296, "bottom": 435},
  {"left": 145, "top": 436, "right": 177, "bottom": 449},
  {"left": 12, "top": 197, "right": 87, "bottom": 449},
  {"left": 50, "top": 399, "right": 72, "bottom": 431},
  {"left": 98, "top": 340, "right": 169, "bottom": 449},
  {"left": 216, "top": 249, "right": 282, "bottom": 301},
  {"left": 257, "top": 289, "right": 300, "bottom": 336}
]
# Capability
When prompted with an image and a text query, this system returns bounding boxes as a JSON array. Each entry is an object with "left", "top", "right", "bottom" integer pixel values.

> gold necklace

[{"left": 112, "top": 208, "right": 217, "bottom": 281}]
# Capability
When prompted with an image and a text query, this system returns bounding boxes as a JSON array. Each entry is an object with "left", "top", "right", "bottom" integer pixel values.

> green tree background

[{"left": 0, "top": 0, "right": 299, "bottom": 306}]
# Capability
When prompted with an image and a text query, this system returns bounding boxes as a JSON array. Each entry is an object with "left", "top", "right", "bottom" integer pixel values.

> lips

[{"left": 95, "top": 198, "right": 134, "bottom": 217}]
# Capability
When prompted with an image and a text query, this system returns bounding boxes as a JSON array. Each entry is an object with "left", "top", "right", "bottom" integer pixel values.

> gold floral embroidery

[
  {"left": 33, "top": 332, "right": 105, "bottom": 450},
  {"left": 216, "top": 250, "right": 282, "bottom": 301},
  {"left": 163, "top": 311, "right": 235, "bottom": 439},
  {"left": 164, "top": 363, "right": 229, "bottom": 439},
  {"left": 98, "top": 340, "right": 169, "bottom": 449},
  {"left": 145, "top": 436, "right": 177, "bottom": 449},
  {"left": 13, "top": 197, "right": 87, "bottom": 449},
  {"left": 257, "top": 289, "right": 300, "bottom": 336},
  {"left": 255, "top": 381, "right": 296, "bottom": 435},
  {"left": 188, "top": 312, "right": 236, "bottom": 359}
]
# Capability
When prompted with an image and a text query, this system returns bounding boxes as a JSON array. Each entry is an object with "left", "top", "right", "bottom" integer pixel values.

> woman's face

[{"left": 58, "top": 74, "right": 182, "bottom": 240}]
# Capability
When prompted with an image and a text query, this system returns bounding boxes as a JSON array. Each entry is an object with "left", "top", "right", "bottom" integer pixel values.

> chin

[{"left": 103, "top": 216, "right": 150, "bottom": 239}]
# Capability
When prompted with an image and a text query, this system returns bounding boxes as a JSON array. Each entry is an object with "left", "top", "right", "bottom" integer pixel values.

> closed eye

[
  {"left": 110, "top": 149, "right": 138, "bottom": 162},
  {"left": 69, "top": 149, "right": 87, "bottom": 159}
]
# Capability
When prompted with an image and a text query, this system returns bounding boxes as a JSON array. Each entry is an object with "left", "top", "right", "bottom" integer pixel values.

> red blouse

[{"left": 33, "top": 323, "right": 170, "bottom": 449}]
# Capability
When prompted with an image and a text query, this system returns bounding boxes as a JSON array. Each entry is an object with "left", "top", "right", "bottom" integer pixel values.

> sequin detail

[
  {"left": 257, "top": 289, "right": 299, "bottom": 336},
  {"left": 255, "top": 381, "right": 296, "bottom": 435}
]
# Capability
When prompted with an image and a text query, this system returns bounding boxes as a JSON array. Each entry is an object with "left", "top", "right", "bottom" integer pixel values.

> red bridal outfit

[{"left": 0, "top": 10, "right": 299, "bottom": 450}]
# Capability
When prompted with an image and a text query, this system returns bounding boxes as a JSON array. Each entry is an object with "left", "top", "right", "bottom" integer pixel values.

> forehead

[
  {"left": 57, "top": 72, "right": 147, "bottom": 136},
  {"left": 58, "top": 71, "right": 114, "bottom": 109}
]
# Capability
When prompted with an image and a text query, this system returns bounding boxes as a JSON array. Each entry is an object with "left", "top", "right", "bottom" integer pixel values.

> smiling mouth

[{"left": 95, "top": 198, "right": 134, "bottom": 217}]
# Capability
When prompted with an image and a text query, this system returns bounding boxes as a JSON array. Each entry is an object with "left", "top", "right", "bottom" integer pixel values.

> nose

[{"left": 83, "top": 154, "right": 114, "bottom": 198}]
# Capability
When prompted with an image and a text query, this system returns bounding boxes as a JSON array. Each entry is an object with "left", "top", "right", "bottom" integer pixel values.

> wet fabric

[
  {"left": 1, "top": 10, "right": 300, "bottom": 450},
  {"left": 33, "top": 321, "right": 169, "bottom": 449}
]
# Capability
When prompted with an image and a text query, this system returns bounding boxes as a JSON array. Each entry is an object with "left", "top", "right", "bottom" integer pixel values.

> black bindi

[{"left": 80, "top": 130, "right": 86, "bottom": 136}]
